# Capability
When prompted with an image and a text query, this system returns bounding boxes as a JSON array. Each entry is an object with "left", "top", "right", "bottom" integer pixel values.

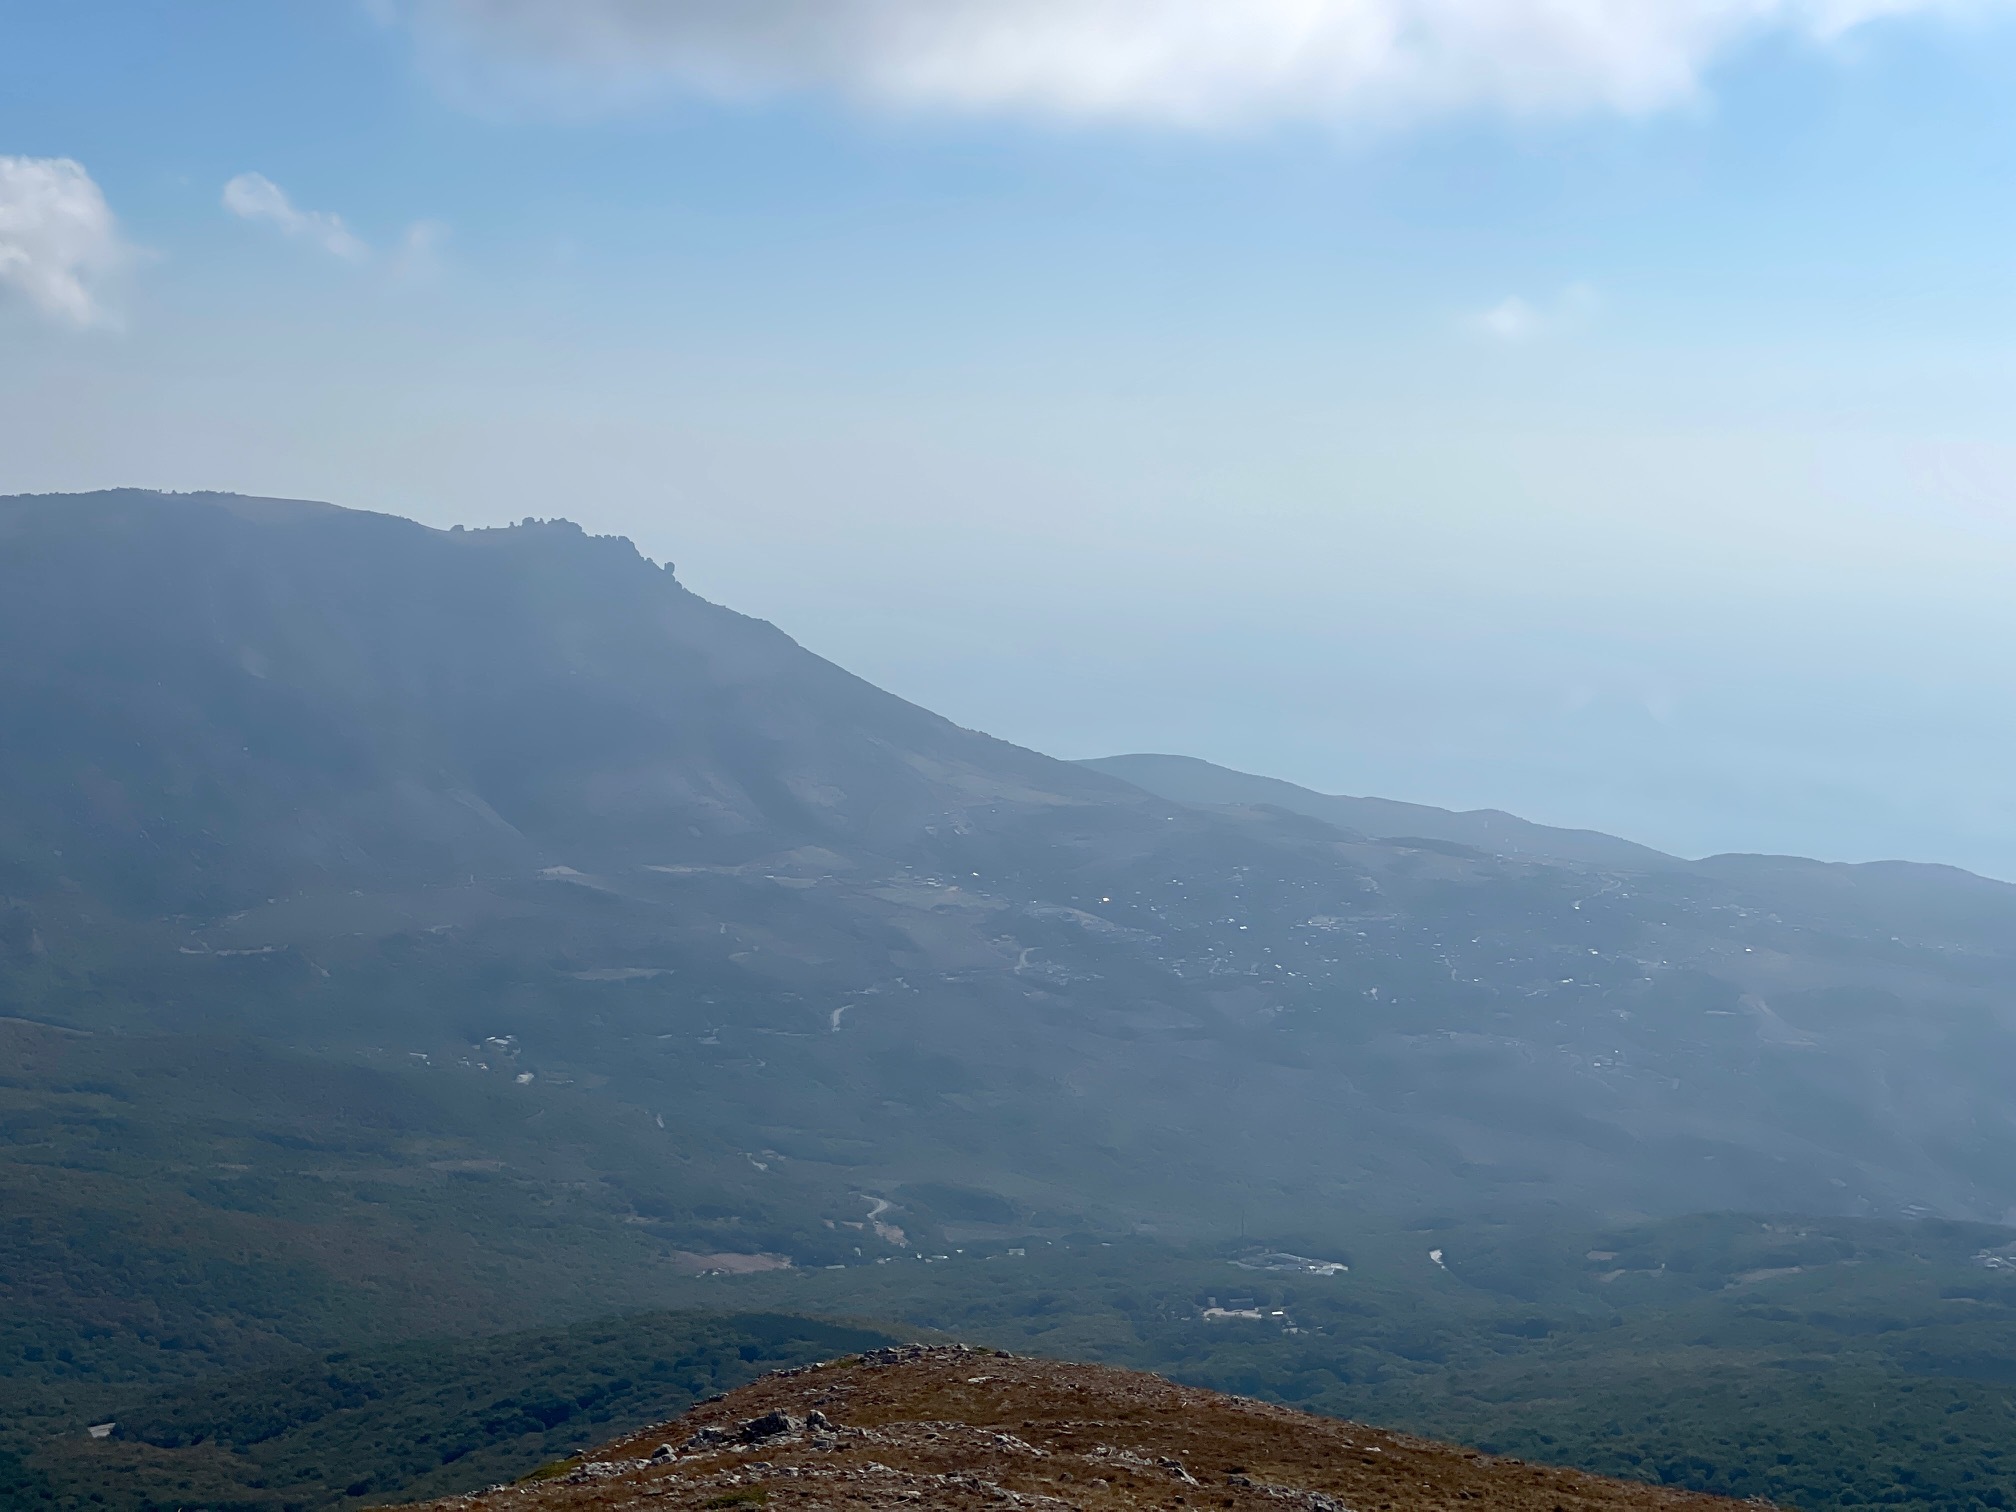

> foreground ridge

[{"left": 409, "top": 1344, "right": 1758, "bottom": 1511}]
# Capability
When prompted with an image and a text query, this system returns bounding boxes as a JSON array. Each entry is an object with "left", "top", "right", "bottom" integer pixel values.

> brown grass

[{"left": 399, "top": 1345, "right": 1761, "bottom": 1512}]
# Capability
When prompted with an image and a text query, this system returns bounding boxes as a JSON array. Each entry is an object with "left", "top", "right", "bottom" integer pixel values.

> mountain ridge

[
  {"left": 0, "top": 488, "right": 1141, "bottom": 910},
  {"left": 1082, "top": 750, "right": 2016, "bottom": 923},
  {"left": 9, "top": 488, "right": 2016, "bottom": 1270},
  {"left": 1080, "top": 752, "right": 1681, "bottom": 869}
]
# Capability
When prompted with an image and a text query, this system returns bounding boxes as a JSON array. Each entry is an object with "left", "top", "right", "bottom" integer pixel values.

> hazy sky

[{"left": 8, "top": 3, "right": 2016, "bottom": 873}]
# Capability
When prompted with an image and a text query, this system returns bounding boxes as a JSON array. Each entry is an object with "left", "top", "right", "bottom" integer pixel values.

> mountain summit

[
  {"left": 0, "top": 489, "right": 1129, "bottom": 911},
  {"left": 405, "top": 1345, "right": 1749, "bottom": 1512}
]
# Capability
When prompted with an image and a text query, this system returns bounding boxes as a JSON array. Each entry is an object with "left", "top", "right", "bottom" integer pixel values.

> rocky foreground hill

[{"left": 409, "top": 1344, "right": 1749, "bottom": 1512}]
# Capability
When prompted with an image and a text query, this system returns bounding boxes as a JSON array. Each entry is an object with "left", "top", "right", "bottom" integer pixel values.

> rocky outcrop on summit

[{"left": 408, "top": 1345, "right": 1754, "bottom": 1512}]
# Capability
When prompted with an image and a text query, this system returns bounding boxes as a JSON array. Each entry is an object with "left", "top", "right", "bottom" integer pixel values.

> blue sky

[{"left": 8, "top": 2, "right": 2016, "bottom": 872}]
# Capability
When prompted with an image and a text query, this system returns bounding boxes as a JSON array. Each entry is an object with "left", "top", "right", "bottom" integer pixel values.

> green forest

[{"left": 17, "top": 1204, "right": 2016, "bottom": 1512}]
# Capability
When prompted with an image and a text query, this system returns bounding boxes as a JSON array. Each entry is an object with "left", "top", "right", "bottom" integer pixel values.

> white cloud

[
  {"left": 388, "top": 0, "right": 1995, "bottom": 127},
  {"left": 0, "top": 156, "right": 129, "bottom": 327},
  {"left": 1471, "top": 284, "right": 1601, "bottom": 342},
  {"left": 223, "top": 172, "right": 369, "bottom": 260}
]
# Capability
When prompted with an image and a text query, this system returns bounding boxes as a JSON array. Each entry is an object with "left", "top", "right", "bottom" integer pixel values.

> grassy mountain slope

[{"left": 398, "top": 1343, "right": 1749, "bottom": 1512}]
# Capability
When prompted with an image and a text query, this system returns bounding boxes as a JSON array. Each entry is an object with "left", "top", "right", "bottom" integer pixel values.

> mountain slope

[
  {"left": 1084, "top": 753, "right": 2016, "bottom": 937},
  {"left": 14, "top": 490, "right": 2016, "bottom": 1512},
  {"left": 36, "top": 1312, "right": 898, "bottom": 1512},
  {"left": 403, "top": 1344, "right": 1748, "bottom": 1512},
  {"left": 9, "top": 489, "right": 2016, "bottom": 1273},
  {"left": 1080, "top": 751, "right": 1681, "bottom": 869},
  {"left": 0, "top": 490, "right": 1139, "bottom": 913}
]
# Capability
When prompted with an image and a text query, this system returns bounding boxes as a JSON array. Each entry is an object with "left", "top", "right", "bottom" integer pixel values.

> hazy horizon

[{"left": 11, "top": 4, "right": 2016, "bottom": 875}]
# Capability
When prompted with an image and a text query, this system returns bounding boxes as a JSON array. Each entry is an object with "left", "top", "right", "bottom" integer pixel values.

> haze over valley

[
  {"left": 5, "top": 491, "right": 2016, "bottom": 1508},
  {"left": 13, "top": 5, "right": 2016, "bottom": 1509}
]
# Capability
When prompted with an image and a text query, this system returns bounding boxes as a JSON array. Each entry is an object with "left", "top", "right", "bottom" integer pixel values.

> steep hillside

[
  {"left": 10, "top": 488, "right": 2016, "bottom": 1383},
  {"left": 0, "top": 490, "right": 1133, "bottom": 911},
  {"left": 406, "top": 1344, "right": 1747, "bottom": 1512}
]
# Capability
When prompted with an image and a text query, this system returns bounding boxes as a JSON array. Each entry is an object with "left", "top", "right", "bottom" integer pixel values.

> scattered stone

[{"left": 395, "top": 1342, "right": 1765, "bottom": 1512}]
